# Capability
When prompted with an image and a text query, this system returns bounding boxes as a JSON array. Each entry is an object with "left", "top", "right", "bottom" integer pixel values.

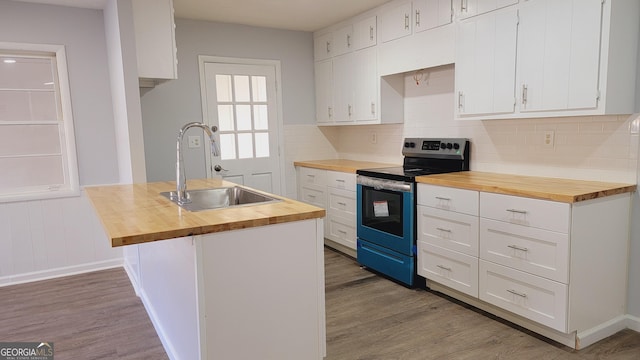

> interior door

[{"left": 202, "top": 61, "right": 282, "bottom": 194}]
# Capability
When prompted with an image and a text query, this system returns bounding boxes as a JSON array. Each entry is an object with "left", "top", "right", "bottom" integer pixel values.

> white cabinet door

[
  {"left": 455, "top": 7, "right": 518, "bottom": 117},
  {"left": 332, "top": 55, "right": 355, "bottom": 122},
  {"left": 353, "top": 16, "right": 377, "bottom": 50},
  {"left": 518, "top": 0, "right": 602, "bottom": 112},
  {"left": 314, "top": 32, "right": 333, "bottom": 61},
  {"left": 333, "top": 25, "right": 354, "bottom": 56},
  {"left": 457, "top": 0, "right": 518, "bottom": 19},
  {"left": 132, "top": 0, "right": 178, "bottom": 80},
  {"left": 314, "top": 60, "right": 333, "bottom": 123},
  {"left": 353, "top": 47, "right": 378, "bottom": 122},
  {"left": 414, "top": 0, "right": 453, "bottom": 33},
  {"left": 379, "top": 1, "right": 413, "bottom": 43}
]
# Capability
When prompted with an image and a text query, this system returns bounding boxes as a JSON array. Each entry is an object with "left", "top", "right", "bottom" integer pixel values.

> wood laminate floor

[
  {"left": 325, "top": 247, "right": 640, "bottom": 360},
  {"left": 1, "top": 248, "right": 639, "bottom": 359}
]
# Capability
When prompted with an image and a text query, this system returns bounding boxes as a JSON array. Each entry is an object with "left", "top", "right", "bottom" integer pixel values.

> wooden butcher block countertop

[
  {"left": 294, "top": 159, "right": 398, "bottom": 173},
  {"left": 85, "top": 179, "right": 325, "bottom": 247},
  {"left": 416, "top": 171, "right": 636, "bottom": 203}
]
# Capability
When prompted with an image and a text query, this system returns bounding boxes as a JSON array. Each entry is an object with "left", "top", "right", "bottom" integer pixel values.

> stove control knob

[
  {"left": 453, "top": 143, "right": 460, "bottom": 150},
  {"left": 410, "top": 142, "right": 416, "bottom": 148},
  {"left": 404, "top": 142, "right": 410, "bottom": 148},
  {"left": 446, "top": 143, "right": 453, "bottom": 149},
  {"left": 440, "top": 143, "right": 446, "bottom": 150}
]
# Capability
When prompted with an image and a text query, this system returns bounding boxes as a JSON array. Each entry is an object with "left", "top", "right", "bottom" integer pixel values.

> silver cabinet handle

[
  {"left": 507, "top": 289, "right": 527, "bottom": 298},
  {"left": 404, "top": 14, "right": 410, "bottom": 30},
  {"left": 522, "top": 84, "right": 528, "bottom": 105},
  {"left": 458, "top": 91, "right": 463, "bottom": 111},
  {"left": 437, "top": 265, "right": 452, "bottom": 271},
  {"left": 326, "top": 41, "right": 331, "bottom": 54},
  {"left": 436, "top": 227, "right": 452, "bottom": 233},
  {"left": 507, "top": 244, "right": 529, "bottom": 252},
  {"left": 328, "top": 106, "right": 333, "bottom": 118},
  {"left": 371, "top": 102, "right": 376, "bottom": 115},
  {"left": 347, "top": 34, "right": 351, "bottom": 48},
  {"left": 435, "top": 196, "right": 451, "bottom": 201},
  {"left": 348, "top": 104, "right": 353, "bottom": 117},
  {"left": 369, "top": 26, "right": 374, "bottom": 40},
  {"left": 338, "top": 230, "right": 347, "bottom": 234},
  {"left": 337, "top": 202, "right": 347, "bottom": 206},
  {"left": 416, "top": 9, "right": 421, "bottom": 27},
  {"left": 335, "top": 179, "right": 345, "bottom": 183},
  {"left": 307, "top": 194, "right": 317, "bottom": 198},
  {"left": 506, "top": 209, "right": 528, "bottom": 214},
  {"left": 307, "top": 174, "right": 315, "bottom": 178}
]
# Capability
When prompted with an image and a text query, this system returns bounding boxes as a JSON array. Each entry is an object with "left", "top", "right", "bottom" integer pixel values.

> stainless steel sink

[{"left": 160, "top": 186, "right": 280, "bottom": 212}]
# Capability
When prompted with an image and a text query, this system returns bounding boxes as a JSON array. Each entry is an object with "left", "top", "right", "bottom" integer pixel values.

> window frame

[{"left": 0, "top": 42, "right": 79, "bottom": 203}]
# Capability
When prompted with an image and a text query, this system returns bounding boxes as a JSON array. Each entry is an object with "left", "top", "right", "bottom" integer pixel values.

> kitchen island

[{"left": 85, "top": 179, "right": 326, "bottom": 360}]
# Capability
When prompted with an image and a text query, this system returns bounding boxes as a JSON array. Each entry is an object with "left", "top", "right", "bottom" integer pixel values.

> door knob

[{"left": 213, "top": 165, "right": 228, "bottom": 172}]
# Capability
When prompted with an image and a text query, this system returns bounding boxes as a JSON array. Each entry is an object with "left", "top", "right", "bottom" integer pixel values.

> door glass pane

[
  {"left": 255, "top": 132, "right": 269, "bottom": 158},
  {"left": 237, "top": 133, "right": 253, "bottom": 159},
  {"left": 234, "top": 75, "right": 250, "bottom": 102},
  {"left": 236, "top": 105, "right": 252, "bottom": 131},
  {"left": 219, "top": 133, "right": 236, "bottom": 160},
  {"left": 252, "top": 76, "right": 267, "bottom": 101},
  {"left": 253, "top": 105, "right": 268, "bottom": 130},
  {"left": 215, "top": 75, "right": 232, "bottom": 102},
  {"left": 217, "top": 105, "right": 234, "bottom": 131}
]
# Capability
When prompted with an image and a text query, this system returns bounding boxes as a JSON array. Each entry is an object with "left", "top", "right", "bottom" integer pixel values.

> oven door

[{"left": 356, "top": 176, "right": 414, "bottom": 256}]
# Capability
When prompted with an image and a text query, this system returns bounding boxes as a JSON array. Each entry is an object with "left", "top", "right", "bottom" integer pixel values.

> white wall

[
  {"left": 0, "top": 1, "right": 123, "bottom": 285},
  {"left": 140, "top": 19, "right": 316, "bottom": 183}
]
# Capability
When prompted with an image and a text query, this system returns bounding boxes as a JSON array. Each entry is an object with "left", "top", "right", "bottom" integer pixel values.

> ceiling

[
  {"left": 172, "top": 0, "right": 391, "bottom": 32},
  {"left": 12, "top": 0, "right": 392, "bottom": 32}
]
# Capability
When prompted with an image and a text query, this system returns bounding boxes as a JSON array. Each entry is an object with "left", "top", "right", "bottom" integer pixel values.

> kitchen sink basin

[{"left": 160, "top": 186, "right": 280, "bottom": 212}]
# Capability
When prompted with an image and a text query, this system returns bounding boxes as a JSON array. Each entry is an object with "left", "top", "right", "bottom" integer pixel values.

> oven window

[{"left": 361, "top": 186, "right": 404, "bottom": 237}]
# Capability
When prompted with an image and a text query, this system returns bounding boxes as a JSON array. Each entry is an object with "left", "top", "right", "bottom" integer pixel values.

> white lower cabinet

[
  {"left": 479, "top": 260, "right": 568, "bottom": 332},
  {"left": 417, "top": 182, "right": 631, "bottom": 349},
  {"left": 296, "top": 167, "right": 358, "bottom": 252}
]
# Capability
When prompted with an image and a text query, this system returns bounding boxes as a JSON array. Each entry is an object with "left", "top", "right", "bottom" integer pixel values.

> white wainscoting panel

[{"left": 0, "top": 190, "right": 122, "bottom": 286}]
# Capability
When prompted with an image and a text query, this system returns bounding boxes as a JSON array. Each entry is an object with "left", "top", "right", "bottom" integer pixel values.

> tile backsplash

[{"left": 287, "top": 64, "right": 639, "bottom": 188}]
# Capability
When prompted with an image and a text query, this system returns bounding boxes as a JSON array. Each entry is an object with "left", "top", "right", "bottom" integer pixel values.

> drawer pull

[
  {"left": 338, "top": 230, "right": 347, "bottom": 234},
  {"left": 337, "top": 202, "right": 347, "bottom": 206},
  {"left": 435, "top": 196, "right": 451, "bottom": 201},
  {"left": 507, "top": 244, "right": 529, "bottom": 252},
  {"left": 307, "top": 194, "right": 317, "bottom": 198},
  {"left": 436, "top": 227, "right": 452, "bottom": 233},
  {"left": 335, "top": 179, "right": 346, "bottom": 183},
  {"left": 507, "top": 289, "right": 528, "bottom": 298},
  {"left": 307, "top": 174, "right": 315, "bottom": 178},
  {"left": 437, "top": 265, "right": 452, "bottom": 271},
  {"left": 506, "top": 209, "right": 528, "bottom": 214}
]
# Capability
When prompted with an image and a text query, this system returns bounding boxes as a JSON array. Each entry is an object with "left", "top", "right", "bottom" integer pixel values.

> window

[{"left": 0, "top": 43, "right": 79, "bottom": 202}]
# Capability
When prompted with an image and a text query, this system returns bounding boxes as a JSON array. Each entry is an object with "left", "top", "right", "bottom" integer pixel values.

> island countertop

[
  {"left": 416, "top": 171, "right": 636, "bottom": 203},
  {"left": 85, "top": 179, "right": 326, "bottom": 247}
]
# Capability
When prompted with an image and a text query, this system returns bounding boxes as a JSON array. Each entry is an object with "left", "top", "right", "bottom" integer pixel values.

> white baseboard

[
  {"left": 0, "top": 259, "right": 123, "bottom": 287},
  {"left": 123, "top": 261, "right": 141, "bottom": 296},
  {"left": 627, "top": 314, "right": 640, "bottom": 332},
  {"left": 576, "top": 315, "right": 628, "bottom": 349},
  {"left": 138, "top": 288, "right": 180, "bottom": 360}
]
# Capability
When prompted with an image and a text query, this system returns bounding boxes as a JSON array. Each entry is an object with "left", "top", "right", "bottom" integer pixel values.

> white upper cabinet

[
  {"left": 414, "top": 0, "right": 454, "bottom": 33},
  {"left": 333, "top": 25, "right": 354, "bottom": 56},
  {"left": 132, "top": 0, "right": 178, "bottom": 82},
  {"left": 455, "top": 7, "right": 518, "bottom": 116},
  {"left": 353, "top": 47, "right": 378, "bottom": 122},
  {"left": 456, "top": 0, "right": 519, "bottom": 19},
  {"left": 314, "top": 60, "right": 333, "bottom": 123},
  {"left": 379, "top": 1, "right": 413, "bottom": 42},
  {"left": 353, "top": 16, "right": 378, "bottom": 50},
  {"left": 455, "top": 0, "right": 639, "bottom": 120},
  {"left": 517, "top": 0, "right": 602, "bottom": 113},
  {"left": 313, "top": 32, "right": 333, "bottom": 61}
]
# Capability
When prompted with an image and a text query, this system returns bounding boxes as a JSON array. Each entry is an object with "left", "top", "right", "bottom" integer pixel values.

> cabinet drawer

[
  {"left": 298, "top": 167, "right": 327, "bottom": 187},
  {"left": 327, "top": 171, "right": 356, "bottom": 190},
  {"left": 479, "top": 260, "right": 568, "bottom": 332},
  {"left": 418, "top": 184, "right": 479, "bottom": 215},
  {"left": 480, "top": 192, "right": 570, "bottom": 233},
  {"left": 327, "top": 214, "right": 356, "bottom": 249},
  {"left": 418, "top": 241, "right": 479, "bottom": 297},
  {"left": 299, "top": 186, "right": 326, "bottom": 207},
  {"left": 480, "top": 218, "right": 569, "bottom": 283},
  {"left": 417, "top": 205, "right": 479, "bottom": 256},
  {"left": 328, "top": 187, "right": 356, "bottom": 217}
]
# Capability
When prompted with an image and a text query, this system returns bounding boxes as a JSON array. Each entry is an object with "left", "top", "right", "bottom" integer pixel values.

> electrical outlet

[
  {"left": 188, "top": 135, "right": 201, "bottom": 148},
  {"left": 543, "top": 131, "right": 555, "bottom": 148},
  {"left": 370, "top": 132, "right": 377, "bottom": 144}
]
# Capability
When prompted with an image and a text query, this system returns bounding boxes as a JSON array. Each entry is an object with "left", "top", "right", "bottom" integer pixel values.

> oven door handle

[{"left": 357, "top": 175, "right": 413, "bottom": 192}]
